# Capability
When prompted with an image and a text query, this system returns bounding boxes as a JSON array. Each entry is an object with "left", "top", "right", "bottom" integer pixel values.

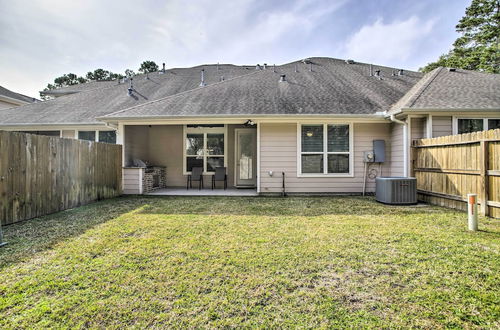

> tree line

[
  {"left": 41, "top": 61, "right": 159, "bottom": 99},
  {"left": 421, "top": 0, "right": 499, "bottom": 73}
]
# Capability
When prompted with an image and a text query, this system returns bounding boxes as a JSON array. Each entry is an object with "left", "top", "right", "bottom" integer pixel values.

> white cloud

[
  {"left": 0, "top": 0, "right": 346, "bottom": 97},
  {"left": 343, "top": 16, "right": 435, "bottom": 66}
]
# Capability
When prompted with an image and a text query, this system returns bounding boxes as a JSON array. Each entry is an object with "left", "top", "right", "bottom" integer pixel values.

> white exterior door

[{"left": 235, "top": 129, "right": 257, "bottom": 187}]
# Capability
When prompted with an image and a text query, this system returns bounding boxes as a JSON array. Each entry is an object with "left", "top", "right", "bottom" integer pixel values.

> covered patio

[
  {"left": 146, "top": 187, "right": 258, "bottom": 196},
  {"left": 122, "top": 123, "right": 257, "bottom": 195}
]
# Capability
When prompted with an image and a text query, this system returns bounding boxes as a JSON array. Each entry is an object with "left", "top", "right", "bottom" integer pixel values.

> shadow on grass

[
  {"left": 135, "top": 195, "right": 457, "bottom": 217},
  {"left": 0, "top": 196, "right": 147, "bottom": 270},
  {"left": 0, "top": 195, "right": 465, "bottom": 270}
]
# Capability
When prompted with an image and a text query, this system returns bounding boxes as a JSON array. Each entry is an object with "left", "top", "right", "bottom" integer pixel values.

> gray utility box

[{"left": 376, "top": 177, "right": 417, "bottom": 205}]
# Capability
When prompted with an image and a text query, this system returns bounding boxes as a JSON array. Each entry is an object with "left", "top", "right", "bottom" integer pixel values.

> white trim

[
  {"left": 75, "top": 129, "right": 116, "bottom": 142},
  {"left": 99, "top": 115, "right": 389, "bottom": 126},
  {"left": 138, "top": 168, "right": 144, "bottom": 194},
  {"left": 234, "top": 128, "right": 257, "bottom": 187},
  {"left": 297, "top": 122, "right": 354, "bottom": 178},
  {"left": 256, "top": 123, "right": 261, "bottom": 193},
  {"left": 182, "top": 124, "right": 227, "bottom": 175},
  {"left": 407, "top": 115, "right": 413, "bottom": 177},
  {"left": 117, "top": 123, "right": 125, "bottom": 168},
  {"left": 389, "top": 115, "right": 408, "bottom": 177},
  {"left": 426, "top": 114, "right": 433, "bottom": 138},
  {"left": 0, "top": 95, "right": 33, "bottom": 106}
]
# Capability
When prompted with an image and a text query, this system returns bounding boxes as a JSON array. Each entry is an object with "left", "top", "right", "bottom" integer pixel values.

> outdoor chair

[
  {"left": 187, "top": 167, "right": 204, "bottom": 190},
  {"left": 212, "top": 167, "right": 227, "bottom": 190}
]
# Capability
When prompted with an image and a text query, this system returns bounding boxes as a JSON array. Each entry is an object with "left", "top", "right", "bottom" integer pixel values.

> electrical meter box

[
  {"left": 373, "top": 140, "right": 386, "bottom": 163},
  {"left": 363, "top": 151, "right": 375, "bottom": 163}
]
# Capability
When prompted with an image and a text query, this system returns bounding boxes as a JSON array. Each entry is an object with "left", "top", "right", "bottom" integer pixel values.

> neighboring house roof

[
  {"left": 0, "top": 65, "right": 254, "bottom": 125},
  {"left": 101, "top": 57, "right": 422, "bottom": 120},
  {"left": 39, "top": 79, "right": 124, "bottom": 97},
  {"left": 0, "top": 86, "right": 38, "bottom": 106},
  {"left": 390, "top": 67, "right": 500, "bottom": 113}
]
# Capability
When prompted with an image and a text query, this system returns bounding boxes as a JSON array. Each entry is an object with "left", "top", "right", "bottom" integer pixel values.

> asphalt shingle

[
  {"left": 0, "top": 65, "right": 254, "bottom": 125},
  {"left": 390, "top": 67, "right": 500, "bottom": 112},
  {"left": 103, "top": 57, "right": 423, "bottom": 119}
]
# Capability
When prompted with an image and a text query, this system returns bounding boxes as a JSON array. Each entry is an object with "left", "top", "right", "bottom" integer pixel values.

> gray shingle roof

[
  {"left": 0, "top": 86, "right": 38, "bottom": 104},
  {"left": 0, "top": 65, "right": 254, "bottom": 125},
  {"left": 102, "top": 57, "right": 423, "bottom": 120},
  {"left": 390, "top": 67, "right": 500, "bottom": 113}
]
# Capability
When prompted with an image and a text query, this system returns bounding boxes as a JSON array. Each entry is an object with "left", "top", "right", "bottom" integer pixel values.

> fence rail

[
  {"left": 0, "top": 131, "right": 122, "bottom": 225},
  {"left": 412, "top": 129, "right": 500, "bottom": 218}
]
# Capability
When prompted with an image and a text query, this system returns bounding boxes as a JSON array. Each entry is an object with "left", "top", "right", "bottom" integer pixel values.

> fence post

[{"left": 480, "top": 140, "right": 489, "bottom": 216}]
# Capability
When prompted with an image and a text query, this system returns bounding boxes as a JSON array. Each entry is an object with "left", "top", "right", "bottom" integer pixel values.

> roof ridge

[
  {"left": 100, "top": 69, "right": 264, "bottom": 118},
  {"left": 407, "top": 67, "right": 443, "bottom": 108}
]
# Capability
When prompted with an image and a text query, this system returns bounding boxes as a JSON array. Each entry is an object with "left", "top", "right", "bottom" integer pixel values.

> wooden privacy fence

[
  {"left": 412, "top": 129, "right": 500, "bottom": 218},
  {"left": 0, "top": 131, "right": 122, "bottom": 225}
]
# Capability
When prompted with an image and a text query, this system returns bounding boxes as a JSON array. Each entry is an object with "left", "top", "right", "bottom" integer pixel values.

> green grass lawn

[{"left": 0, "top": 196, "right": 499, "bottom": 328}]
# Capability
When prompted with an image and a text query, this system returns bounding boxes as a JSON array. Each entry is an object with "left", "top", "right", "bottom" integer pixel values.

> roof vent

[
  {"left": 199, "top": 69, "right": 206, "bottom": 87},
  {"left": 159, "top": 63, "right": 166, "bottom": 74},
  {"left": 279, "top": 74, "right": 286, "bottom": 82},
  {"left": 448, "top": 67, "right": 456, "bottom": 72},
  {"left": 309, "top": 62, "right": 313, "bottom": 72},
  {"left": 345, "top": 59, "right": 355, "bottom": 64},
  {"left": 256, "top": 64, "right": 261, "bottom": 70},
  {"left": 263, "top": 63, "right": 267, "bottom": 70},
  {"left": 273, "top": 64, "right": 276, "bottom": 73},
  {"left": 398, "top": 69, "right": 404, "bottom": 76},
  {"left": 374, "top": 70, "right": 382, "bottom": 80},
  {"left": 220, "top": 75, "right": 225, "bottom": 82},
  {"left": 128, "top": 77, "right": 134, "bottom": 96}
]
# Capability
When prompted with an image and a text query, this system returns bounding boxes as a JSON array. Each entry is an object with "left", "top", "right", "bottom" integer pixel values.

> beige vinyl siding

[
  {"left": 432, "top": 116, "right": 452, "bottom": 137},
  {"left": 259, "top": 123, "right": 392, "bottom": 194},
  {"left": 410, "top": 117, "right": 426, "bottom": 142},
  {"left": 123, "top": 168, "right": 143, "bottom": 194},
  {"left": 124, "top": 125, "right": 150, "bottom": 166},
  {"left": 61, "top": 130, "right": 75, "bottom": 138},
  {"left": 389, "top": 123, "right": 404, "bottom": 177},
  {"left": 147, "top": 125, "right": 184, "bottom": 187}
]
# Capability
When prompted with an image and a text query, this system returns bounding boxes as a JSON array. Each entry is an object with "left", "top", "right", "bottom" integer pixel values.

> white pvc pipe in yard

[{"left": 467, "top": 194, "right": 478, "bottom": 231}]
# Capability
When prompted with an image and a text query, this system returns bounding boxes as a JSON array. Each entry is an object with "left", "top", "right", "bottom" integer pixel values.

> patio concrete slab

[{"left": 146, "top": 188, "right": 258, "bottom": 196}]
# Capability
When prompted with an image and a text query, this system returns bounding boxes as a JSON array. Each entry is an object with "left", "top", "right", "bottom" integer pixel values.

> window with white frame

[
  {"left": 457, "top": 118, "right": 500, "bottom": 134},
  {"left": 184, "top": 125, "right": 226, "bottom": 174},
  {"left": 77, "top": 130, "right": 116, "bottom": 143},
  {"left": 299, "top": 124, "right": 352, "bottom": 175}
]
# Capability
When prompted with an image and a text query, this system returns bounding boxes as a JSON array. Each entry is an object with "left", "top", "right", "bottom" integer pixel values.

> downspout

[{"left": 390, "top": 115, "right": 408, "bottom": 177}]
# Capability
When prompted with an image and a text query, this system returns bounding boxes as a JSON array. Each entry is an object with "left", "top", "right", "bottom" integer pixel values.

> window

[
  {"left": 457, "top": 118, "right": 500, "bottom": 134},
  {"left": 457, "top": 119, "right": 483, "bottom": 134},
  {"left": 184, "top": 125, "right": 226, "bottom": 174},
  {"left": 98, "top": 131, "right": 116, "bottom": 144},
  {"left": 77, "top": 130, "right": 117, "bottom": 143},
  {"left": 20, "top": 131, "right": 60, "bottom": 137},
  {"left": 299, "top": 124, "right": 352, "bottom": 176},
  {"left": 489, "top": 119, "right": 500, "bottom": 131},
  {"left": 78, "top": 131, "right": 96, "bottom": 141}
]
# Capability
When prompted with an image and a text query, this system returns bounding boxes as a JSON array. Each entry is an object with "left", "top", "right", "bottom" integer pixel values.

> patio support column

[
  {"left": 116, "top": 123, "right": 125, "bottom": 167},
  {"left": 256, "top": 121, "right": 261, "bottom": 193}
]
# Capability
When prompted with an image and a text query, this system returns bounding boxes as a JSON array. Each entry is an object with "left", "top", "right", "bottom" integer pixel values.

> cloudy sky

[{"left": 0, "top": 0, "right": 470, "bottom": 98}]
